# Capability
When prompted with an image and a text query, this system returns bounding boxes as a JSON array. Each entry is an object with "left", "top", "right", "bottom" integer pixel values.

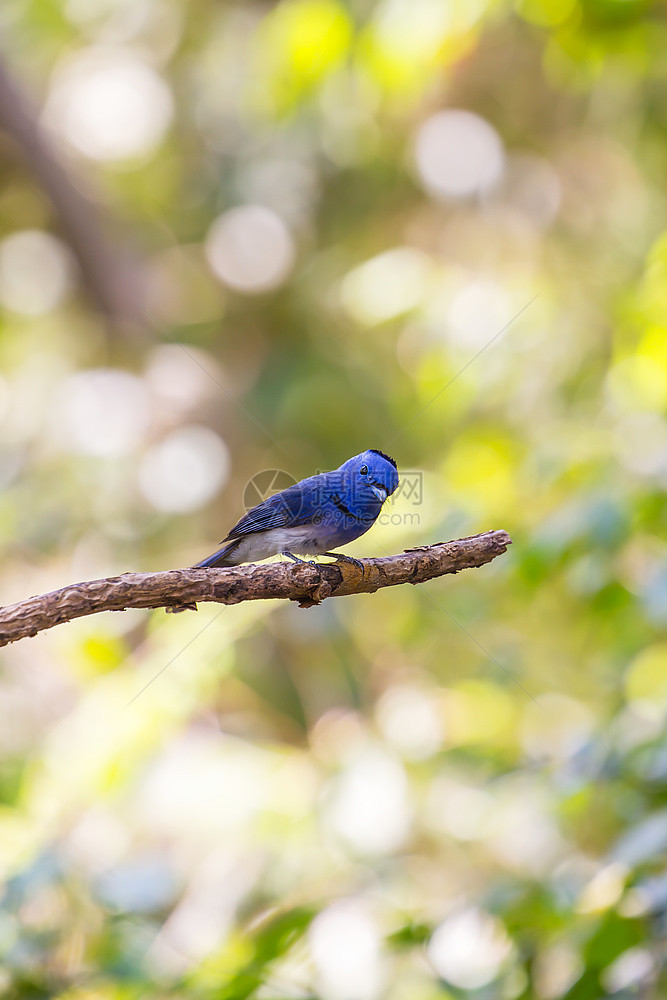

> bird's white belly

[{"left": 229, "top": 527, "right": 333, "bottom": 564}]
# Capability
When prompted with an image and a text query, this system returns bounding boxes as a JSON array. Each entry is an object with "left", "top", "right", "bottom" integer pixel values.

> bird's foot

[
  {"left": 322, "top": 551, "right": 364, "bottom": 570},
  {"left": 283, "top": 551, "right": 318, "bottom": 566}
]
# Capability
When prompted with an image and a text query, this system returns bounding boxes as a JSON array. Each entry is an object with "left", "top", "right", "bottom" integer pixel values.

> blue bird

[{"left": 195, "top": 449, "right": 399, "bottom": 569}]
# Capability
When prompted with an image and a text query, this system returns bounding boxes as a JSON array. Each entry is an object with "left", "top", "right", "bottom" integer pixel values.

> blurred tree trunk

[{"left": 0, "top": 51, "right": 145, "bottom": 329}]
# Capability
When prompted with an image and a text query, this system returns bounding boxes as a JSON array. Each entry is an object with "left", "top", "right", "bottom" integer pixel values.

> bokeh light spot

[
  {"left": 0, "top": 230, "right": 74, "bottom": 316},
  {"left": 138, "top": 426, "right": 230, "bottom": 513},
  {"left": 602, "top": 947, "right": 655, "bottom": 994},
  {"left": 205, "top": 206, "right": 295, "bottom": 293},
  {"left": 361, "top": 0, "right": 481, "bottom": 95},
  {"left": 256, "top": 0, "right": 352, "bottom": 109},
  {"left": 426, "top": 777, "right": 493, "bottom": 841},
  {"left": 340, "top": 247, "right": 431, "bottom": 325},
  {"left": 60, "top": 369, "right": 150, "bottom": 456},
  {"left": 576, "top": 862, "right": 628, "bottom": 914},
  {"left": 326, "top": 747, "right": 410, "bottom": 855},
  {"left": 534, "top": 943, "right": 583, "bottom": 999},
  {"left": 608, "top": 333, "right": 667, "bottom": 413},
  {"left": 428, "top": 908, "right": 513, "bottom": 989},
  {"left": 145, "top": 344, "right": 222, "bottom": 414},
  {"left": 446, "top": 276, "right": 512, "bottom": 347},
  {"left": 45, "top": 47, "right": 173, "bottom": 161},
  {"left": 414, "top": 110, "right": 505, "bottom": 200},
  {"left": 309, "top": 899, "right": 383, "bottom": 1000},
  {"left": 375, "top": 685, "right": 442, "bottom": 758}
]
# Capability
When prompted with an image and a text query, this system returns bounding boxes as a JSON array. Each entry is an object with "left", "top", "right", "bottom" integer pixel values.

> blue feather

[{"left": 193, "top": 450, "right": 399, "bottom": 568}]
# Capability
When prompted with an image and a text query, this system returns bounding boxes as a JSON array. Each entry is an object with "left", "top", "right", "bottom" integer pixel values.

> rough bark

[{"left": 0, "top": 531, "right": 512, "bottom": 647}]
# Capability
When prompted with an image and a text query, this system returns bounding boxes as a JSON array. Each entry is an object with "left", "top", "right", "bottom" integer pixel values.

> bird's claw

[
  {"left": 283, "top": 551, "right": 318, "bottom": 567},
  {"left": 284, "top": 551, "right": 364, "bottom": 570}
]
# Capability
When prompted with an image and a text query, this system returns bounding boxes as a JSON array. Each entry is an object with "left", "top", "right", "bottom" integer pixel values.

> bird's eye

[{"left": 360, "top": 465, "right": 368, "bottom": 475}]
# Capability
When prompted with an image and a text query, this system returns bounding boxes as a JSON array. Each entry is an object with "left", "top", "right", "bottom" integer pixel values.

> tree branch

[{"left": 0, "top": 531, "right": 512, "bottom": 647}]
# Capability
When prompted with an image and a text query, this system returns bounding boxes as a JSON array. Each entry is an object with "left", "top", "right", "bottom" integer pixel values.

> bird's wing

[{"left": 222, "top": 474, "right": 332, "bottom": 540}]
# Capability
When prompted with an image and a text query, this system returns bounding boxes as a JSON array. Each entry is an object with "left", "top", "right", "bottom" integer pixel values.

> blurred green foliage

[{"left": 0, "top": 0, "right": 665, "bottom": 997}]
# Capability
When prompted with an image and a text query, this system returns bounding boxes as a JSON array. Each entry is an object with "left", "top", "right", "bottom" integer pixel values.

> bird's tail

[
  {"left": 166, "top": 540, "right": 241, "bottom": 613},
  {"left": 193, "top": 539, "right": 241, "bottom": 568}
]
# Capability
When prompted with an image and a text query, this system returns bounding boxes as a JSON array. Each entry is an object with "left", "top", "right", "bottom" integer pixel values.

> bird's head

[{"left": 341, "top": 449, "right": 399, "bottom": 504}]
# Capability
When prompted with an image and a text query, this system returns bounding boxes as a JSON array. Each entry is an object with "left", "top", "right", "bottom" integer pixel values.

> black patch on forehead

[{"left": 368, "top": 449, "right": 397, "bottom": 469}]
